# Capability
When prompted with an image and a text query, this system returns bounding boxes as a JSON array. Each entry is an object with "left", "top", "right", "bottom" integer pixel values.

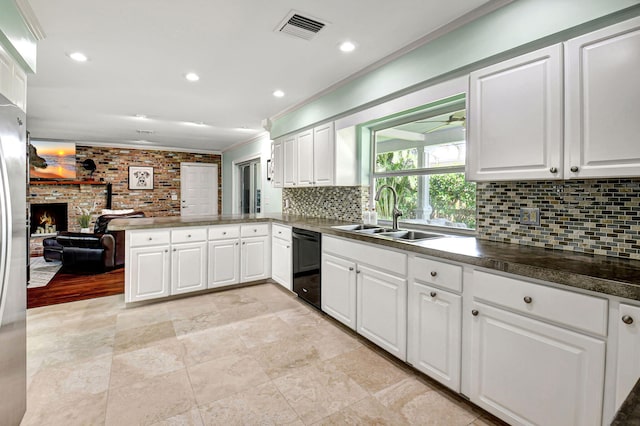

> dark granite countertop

[
  {"left": 109, "top": 213, "right": 640, "bottom": 301},
  {"left": 612, "top": 378, "right": 640, "bottom": 425}
]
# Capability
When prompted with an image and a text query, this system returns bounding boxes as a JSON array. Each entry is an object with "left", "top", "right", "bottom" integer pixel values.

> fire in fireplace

[{"left": 30, "top": 203, "right": 68, "bottom": 235}]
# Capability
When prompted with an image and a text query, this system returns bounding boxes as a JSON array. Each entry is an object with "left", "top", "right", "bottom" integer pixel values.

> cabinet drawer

[
  {"left": 473, "top": 270, "right": 608, "bottom": 336},
  {"left": 272, "top": 223, "right": 292, "bottom": 242},
  {"left": 130, "top": 229, "right": 170, "bottom": 247},
  {"left": 208, "top": 225, "right": 240, "bottom": 240},
  {"left": 171, "top": 227, "right": 207, "bottom": 243},
  {"left": 410, "top": 256, "right": 462, "bottom": 293},
  {"left": 241, "top": 223, "right": 269, "bottom": 237}
]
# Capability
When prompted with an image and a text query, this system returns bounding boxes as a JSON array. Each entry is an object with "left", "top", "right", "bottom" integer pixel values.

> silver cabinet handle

[
  {"left": 550, "top": 167, "right": 558, "bottom": 173},
  {"left": 524, "top": 296, "right": 532, "bottom": 304},
  {"left": 430, "top": 271, "right": 437, "bottom": 277},
  {"left": 302, "top": 288, "right": 308, "bottom": 293},
  {"left": 471, "top": 309, "right": 479, "bottom": 316},
  {"left": 622, "top": 315, "right": 634, "bottom": 325},
  {"left": 570, "top": 166, "right": 579, "bottom": 172},
  {"left": 430, "top": 291, "right": 437, "bottom": 298}
]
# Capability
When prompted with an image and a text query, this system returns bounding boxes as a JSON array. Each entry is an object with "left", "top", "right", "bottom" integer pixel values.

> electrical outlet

[{"left": 520, "top": 207, "right": 540, "bottom": 225}]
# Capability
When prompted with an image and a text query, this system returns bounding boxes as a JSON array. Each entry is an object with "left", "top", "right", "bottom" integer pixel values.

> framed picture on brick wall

[{"left": 129, "top": 166, "right": 154, "bottom": 190}]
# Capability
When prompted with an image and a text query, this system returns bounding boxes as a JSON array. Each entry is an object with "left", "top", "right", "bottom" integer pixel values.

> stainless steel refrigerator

[{"left": 0, "top": 93, "right": 27, "bottom": 425}]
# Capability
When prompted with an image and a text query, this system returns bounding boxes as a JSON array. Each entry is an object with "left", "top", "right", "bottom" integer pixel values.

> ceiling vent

[{"left": 276, "top": 11, "right": 327, "bottom": 41}]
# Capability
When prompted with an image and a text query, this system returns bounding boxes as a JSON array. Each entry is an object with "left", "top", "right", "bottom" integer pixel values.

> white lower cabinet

[
  {"left": 469, "top": 301, "right": 605, "bottom": 426},
  {"left": 357, "top": 264, "right": 407, "bottom": 361},
  {"left": 321, "top": 253, "right": 357, "bottom": 330},
  {"left": 271, "top": 224, "right": 292, "bottom": 290},
  {"left": 241, "top": 236, "right": 270, "bottom": 282},
  {"left": 128, "top": 245, "right": 170, "bottom": 302},
  {"left": 208, "top": 239, "right": 240, "bottom": 288},
  {"left": 407, "top": 281, "right": 461, "bottom": 392},
  {"left": 171, "top": 241, "right": 207, "bottom": 295},
  {"left": 614, "top": 303, "right": 640, "bottom": 411}
]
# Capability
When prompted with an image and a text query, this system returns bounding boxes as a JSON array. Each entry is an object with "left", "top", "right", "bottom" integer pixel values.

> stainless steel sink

[{"left": 379, "top": 230, "right": 446, "bottom": 241}]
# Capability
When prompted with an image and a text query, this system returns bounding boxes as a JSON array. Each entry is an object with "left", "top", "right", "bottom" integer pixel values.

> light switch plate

[{"left": 520, "top": 207, "right": 540, "bottom": 225}]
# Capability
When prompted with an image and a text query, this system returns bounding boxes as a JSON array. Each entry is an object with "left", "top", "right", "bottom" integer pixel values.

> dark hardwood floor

[{"left": 27, "top": 267, "right": 124, "bottom": 309}]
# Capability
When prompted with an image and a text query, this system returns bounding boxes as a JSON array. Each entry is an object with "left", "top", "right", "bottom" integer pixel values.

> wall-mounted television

[{"left": 29, "top": 140, "right": 76, "bottom": 179}]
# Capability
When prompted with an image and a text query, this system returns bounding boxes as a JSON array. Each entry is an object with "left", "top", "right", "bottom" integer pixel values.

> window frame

[{"left": 369, "top": 98, "right": 476, "bottom": 236}]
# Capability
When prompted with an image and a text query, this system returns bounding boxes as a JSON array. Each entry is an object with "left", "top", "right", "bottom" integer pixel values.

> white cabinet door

[
  {"left": 468, "top": 44, "right": 563, "bottom": 181},
  {"left": 407, "top": 281, "right": 461, "bottom": 392},
  {"left": 321, "top": 253, "right": 357, "bottom": 330},
  {"left": 357, "top": 264, "right": 408, "bottom": 360},
  {"left": 469, "top": 302, "right": 605, "bottom": 426},
  {"left": 313, "top": 122, "right": 334, "bottom": 186},
  {"left": 171, "top": 241, "right": 207, "bottom": 295},
  {"left": 208, "top": 239, "right": 240, "bottom": 288},
  {"left": 271, "top": 237, "right": 292, "bottom": 290},
  {"left": 241, "top": 236, "right": 270, "bottom": 282},
  {"left": 296, "top": 129, "right": 314, "bottom": 186},
  {"left": 615, "top": 303, "right": 640, "bottom": 411},
  {"left": 272, "top": 139, "right": 284, "bottom": 188},
  {"left": 565, "top": 16, "right": 640, "bottom": 179},
  {"left": 128, "top": 245, "right": 170, "bottom": 302},
  {"left": 283, "top": 134, "right": 297, "bottom": 187}
]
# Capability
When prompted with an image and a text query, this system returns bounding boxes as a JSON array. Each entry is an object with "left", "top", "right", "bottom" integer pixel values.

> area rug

[{"left": 29, "top": 256, "right": 62, "bottom": 288}]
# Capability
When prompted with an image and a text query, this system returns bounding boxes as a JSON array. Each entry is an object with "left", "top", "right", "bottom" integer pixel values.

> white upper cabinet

[
  {"left": 468, "top": 44, "right": 563, "bottom": 181},
  {"left": 296, "top": 129, "right": 314, "bottom": 186},
  {"left": 272, "top": 139, "right": 284, "bottom": 188},
  {"left": 565, "top": 16, "right": 640, "bottom": 179},
  {"left": 283, "top": 134, "right": 297, "bottom": 187},
  {"left": 312, "top": 122, "right": 335, "bottom": 186},
  {"left": 0, "top": 46, "right": 27, "bottom": 112}
]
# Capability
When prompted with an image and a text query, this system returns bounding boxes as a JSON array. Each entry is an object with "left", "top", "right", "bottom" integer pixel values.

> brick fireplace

[{"left": 30, "top": 203, "right": 68, "bottom": 236}]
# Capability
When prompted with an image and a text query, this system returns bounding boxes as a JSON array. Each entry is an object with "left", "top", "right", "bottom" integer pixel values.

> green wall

[
  {"left": 0, "top": 0, "right": 38, "bottom": 72},
  {"left": 270, "top": 0, "right": 640, "bottom": 138},
  {"left": 221, "top": 134, "right": 282, "bottom": 215}
]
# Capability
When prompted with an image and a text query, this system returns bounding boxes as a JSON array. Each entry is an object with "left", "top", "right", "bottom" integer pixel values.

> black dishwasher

[{"left": 292, "top": 228, "right": 321, "bottom": 310}]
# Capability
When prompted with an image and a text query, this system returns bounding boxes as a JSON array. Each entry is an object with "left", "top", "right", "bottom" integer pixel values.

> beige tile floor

[{"left": 23, "top": 283, "right": 505, "bottom": 426}]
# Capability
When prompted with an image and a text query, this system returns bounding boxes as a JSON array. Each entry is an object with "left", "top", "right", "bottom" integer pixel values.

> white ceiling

[{"left": 26, "top": 0, "right": 494, "bottom": 152}]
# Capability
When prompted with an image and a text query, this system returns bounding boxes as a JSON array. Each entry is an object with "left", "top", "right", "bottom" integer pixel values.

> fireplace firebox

[{"left": 30, "top": 203, "right": 68, "bottom": 235}]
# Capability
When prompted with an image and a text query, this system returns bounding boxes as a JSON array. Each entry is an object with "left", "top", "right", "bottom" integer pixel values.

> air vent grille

[{"left": 277, "top": 11, "right": 327, "bottom": 41}]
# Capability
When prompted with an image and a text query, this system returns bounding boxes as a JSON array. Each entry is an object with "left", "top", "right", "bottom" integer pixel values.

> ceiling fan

[{"left": 417, "top": 112, "right": 466, "bottom": 133}]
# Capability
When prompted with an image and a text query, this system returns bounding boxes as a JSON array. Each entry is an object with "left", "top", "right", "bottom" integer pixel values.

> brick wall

[{"left": 30, "top": 145, "right": 221, "bottom": 255}]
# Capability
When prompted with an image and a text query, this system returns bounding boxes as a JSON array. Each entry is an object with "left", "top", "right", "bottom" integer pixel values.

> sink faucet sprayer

[{"left": 374, "top": 185, "right": 403, "bottom": 231}]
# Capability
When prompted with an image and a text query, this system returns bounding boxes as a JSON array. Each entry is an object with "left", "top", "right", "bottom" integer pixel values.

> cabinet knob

[
  {"left": 430, "top": 291, "right": 437, "bottom": 298},
  {"left": 164, "top": 249, "right": 168, "bottom": 253},
  {"left": 242, "top": 242, "right": 246, "bottom": 245},
  {"left": 356, "top": 270, "right": 361, "bottom": 274},
  {"left": 223, "top": 231, "right": 227, "bottom": 235},
  {"left": 253, "top": 229, "right": 257, "bottom": 232},
  {"left": 173, "top": 248, "right": 177, "bottom": 252},
  {"left": 430, "top": 271, "right": 437, "bottom": 277},
  {"left": 349, "top": 267, "right": 354, "bottom": 271},
  {"left": 524, "top": 296, "right": 532, "bottom": 304},
  {"left": 471, "top": 309, "right": 479, "bottom": 316},
  {"left": 286, "top": 245, "right": 290, "bottom": 249},
  {"left": 549, "top": 167, "right": 558, "bottom": 173},
  {"left": 235, "top": 242, "right": 239, "bottom": 246},
  {"left": 148, "top": 237, "right": 153, "bottom": 241},
  {"left": 187, "top": 234, "right": 191, "bottom": 238},
  {"left": 570, "top": 166, "right": 579, "bottom": 172},
  {"left": 622, "top": 315, "right": 634, "bottom": 325}
]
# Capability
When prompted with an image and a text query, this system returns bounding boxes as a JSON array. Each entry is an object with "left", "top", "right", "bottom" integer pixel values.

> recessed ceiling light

[
  {"left": 185, "top": 73, "right": 200, "bottom": 82},
  {"left": 273, "top": 90, "right": 285, "bottom": 98},
  {"left": 339, "top": 41, "right": 356, "bottom": 52},
  {"left": 69, "top": 52, "right": 88, "bottom": 62}
]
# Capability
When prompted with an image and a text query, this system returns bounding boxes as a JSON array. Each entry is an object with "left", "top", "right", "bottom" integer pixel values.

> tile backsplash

[
  {"left": 282, "top": 186, "right": 369, "bottom": 223},
  {"left": 477, "top": 179, "right": 640, "bottom": 259}
]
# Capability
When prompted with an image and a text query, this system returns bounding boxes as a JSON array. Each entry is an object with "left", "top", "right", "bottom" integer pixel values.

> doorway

[
  {"left": 180, "top": 163, "right": 218, "bottom": 216},
  {"left": 237, "top": 159, "right": 261, "bottom": 214}
]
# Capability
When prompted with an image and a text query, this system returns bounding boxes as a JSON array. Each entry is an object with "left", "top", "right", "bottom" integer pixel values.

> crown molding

[
  {"left": 268, "top": 0, "right": 512, "bottom": 123},
  {"left": 222, "top": 131, "right": 270, "bottom": 154},
  {"left": 14, "top": 0, "right": 46, "bottom": 40},
  {"left": 73, "top": 140, "right": 222, "bottom": 155}
]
